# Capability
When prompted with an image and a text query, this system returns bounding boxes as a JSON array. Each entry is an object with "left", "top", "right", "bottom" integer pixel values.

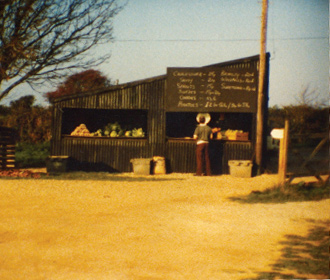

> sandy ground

[{"left": 0, "top": 173, "right": 329, "bottom": 280}]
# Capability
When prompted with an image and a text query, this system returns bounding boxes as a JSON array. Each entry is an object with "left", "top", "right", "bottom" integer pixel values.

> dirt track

[{"left": 0, "top": 173, "right": 329, "bottom": 280}]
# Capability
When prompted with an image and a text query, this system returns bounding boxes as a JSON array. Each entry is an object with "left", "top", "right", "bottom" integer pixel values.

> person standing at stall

[{"left": 193, "top": 114, "right": 219, "bottom": 176}]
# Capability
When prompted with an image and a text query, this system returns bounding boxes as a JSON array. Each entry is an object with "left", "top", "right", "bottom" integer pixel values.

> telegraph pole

[{"left": 256, "top": 0, "right": 268, "bottom": 174}]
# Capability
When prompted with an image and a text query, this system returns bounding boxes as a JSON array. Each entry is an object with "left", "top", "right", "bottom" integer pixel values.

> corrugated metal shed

[{"left": 50, "top": 55, "right": 269, "bottom": 173}]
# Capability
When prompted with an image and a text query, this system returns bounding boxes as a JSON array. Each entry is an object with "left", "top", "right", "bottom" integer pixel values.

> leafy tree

[
  {"left": 269, "top": 105, "right": 328, "bottom": 133},
  {"left": 45, "top": 69, "right": 111, "bottom": 101},
  {"left": 283, "top": 105, "right": 327, "bottom": 135},
  {"left": 3, "top": 95, "right": 51, "bottom": 142},
  {"left": 268, "top": 87, "right": 328, "bottom": 137},
  {"left": 0, "top": 0, "right": 124, "bottom": 101},
  {"left": 0, "top": 104, "right": 10, "bottom": 125}
]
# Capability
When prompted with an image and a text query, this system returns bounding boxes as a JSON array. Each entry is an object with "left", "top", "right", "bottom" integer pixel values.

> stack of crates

[{"left": 0, "top": 127, "right": 17, "bottom": 169}]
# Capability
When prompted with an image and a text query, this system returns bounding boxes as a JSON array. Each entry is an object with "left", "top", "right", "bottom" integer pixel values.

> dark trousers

[{"left": 196, "top": 143, "right": 211, "bottom": 176}]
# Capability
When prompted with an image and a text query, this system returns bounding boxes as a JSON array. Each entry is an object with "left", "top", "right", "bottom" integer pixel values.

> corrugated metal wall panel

[
  {"left": 222, "top": 142, "right": 253, "bottom": 174},
  {"left": 166, "top": 140, "right": 227, "bottom": 174},
  {"left": 60, "top": 137, "right": 149, "bottom": 172},
  {"left": 166, "top": 141, "right": 196, "bottom": 173}
]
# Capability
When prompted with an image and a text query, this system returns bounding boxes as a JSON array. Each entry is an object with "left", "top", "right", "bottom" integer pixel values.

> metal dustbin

[
  {"left": 228, "top": 160, "right": 253, "bottom": 178},
  {"left": 130, "top": 158, "right": 152, "bottom": 175},
  {"left": 46, "top": 156, "right": 69, "bottom": 173},
  {"left": 152, "top": 156, "right": 166, "bottom": 175}
]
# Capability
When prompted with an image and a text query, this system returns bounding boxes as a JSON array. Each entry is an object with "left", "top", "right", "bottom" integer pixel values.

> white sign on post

[{"left": 271, "top": 129, "right": 284, "bottom": 140}]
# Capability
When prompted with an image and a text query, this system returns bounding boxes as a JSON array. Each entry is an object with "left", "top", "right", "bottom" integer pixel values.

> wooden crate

[
  {"left": 0, "top": 127, "right": 17, "bottom": 169},
  {"left": 227, "top": 132, "right": 249, "bottom": 141}
]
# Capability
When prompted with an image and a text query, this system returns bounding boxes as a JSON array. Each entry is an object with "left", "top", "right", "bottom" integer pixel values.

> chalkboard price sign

[{"left": 166, "top": 66, "right": 258, "bottom": 113}]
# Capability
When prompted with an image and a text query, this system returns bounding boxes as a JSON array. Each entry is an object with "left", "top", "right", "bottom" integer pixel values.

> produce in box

[
  {"left": 91, "top": 129, "right": 102, "bottom": 137},
  {"left": 90, "top": 122, "right": 145, "bottom": 138},
  {"left": 132, "top": 128, "right": 145, "bottom": 137},
  {"left": 70, "top": 124, "right": 91, "bottom": 136},
  {"left": 110, "top": 131, "right": 118, "bottom": 137},
  {"left": 225, "top": 130, "right": 248, "bottom": 141}
]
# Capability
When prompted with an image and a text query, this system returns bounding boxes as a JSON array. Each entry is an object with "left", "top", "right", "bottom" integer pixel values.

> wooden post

[
  {"left": 278, "top": 120, "right": 289, "bottom": 185},
  {"left": 256, "top": 0, "right": 268, "bottom": 174}
]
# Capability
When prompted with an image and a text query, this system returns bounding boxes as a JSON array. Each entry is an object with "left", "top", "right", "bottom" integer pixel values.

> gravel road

[{"left": 0, "top": 173, "right": 329, "bottom": 279}]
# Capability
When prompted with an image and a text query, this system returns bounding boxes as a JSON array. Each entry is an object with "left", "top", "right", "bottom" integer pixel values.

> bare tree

[
  {"left": 0, "top": 0, "right": 125, "bottom": 101},
  {"left": 294, "top": 85, "right": 328, "bottom": 108}
]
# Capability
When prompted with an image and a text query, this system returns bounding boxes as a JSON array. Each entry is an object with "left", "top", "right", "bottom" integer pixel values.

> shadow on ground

[
  {"left": 0, "top": 170, "right": 186, "bottom": 181},
  {"left": 229, "top": 181, "right": 330, "bottom": 204},
  {"left": 244, "top": 219, "right": 330, "bottom": 280},
  {"left": 41, "top": 172, "right": 186, "bottom": 181}
]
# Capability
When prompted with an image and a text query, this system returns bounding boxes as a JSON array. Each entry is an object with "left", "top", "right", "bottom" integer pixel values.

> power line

[
  {"left": 115, "top": 36, "right": 327, "bottom": 42},
  {"left": 274, "top": 36, "right": 328, "bottom": 41}
]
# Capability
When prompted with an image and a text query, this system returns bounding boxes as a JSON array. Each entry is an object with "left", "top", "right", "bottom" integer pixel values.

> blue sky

[{"left": 2, "top": 0, "right": 329, "bottom": 107}]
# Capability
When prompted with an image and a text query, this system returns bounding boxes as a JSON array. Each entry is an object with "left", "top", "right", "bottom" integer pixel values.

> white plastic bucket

[
  {"left": 228, "top": 160, "right": 253, "bottom": 178},
  {"left": 130, "top": 158, "right": 151, "bottom": 175}
]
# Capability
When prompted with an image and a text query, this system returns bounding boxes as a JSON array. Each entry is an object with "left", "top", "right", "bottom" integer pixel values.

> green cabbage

[{"left": 110, "top": 131, "right": 118, "bottom": 137}]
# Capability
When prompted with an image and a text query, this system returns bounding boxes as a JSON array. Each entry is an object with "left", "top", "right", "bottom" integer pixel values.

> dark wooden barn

[{"left": 50, "top": 54, "right": 270, "bottom": 174}]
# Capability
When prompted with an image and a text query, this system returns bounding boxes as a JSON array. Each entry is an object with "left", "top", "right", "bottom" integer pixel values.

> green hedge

[{"left": 15, "top": 142, "right": 50, "bottom": 168}]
